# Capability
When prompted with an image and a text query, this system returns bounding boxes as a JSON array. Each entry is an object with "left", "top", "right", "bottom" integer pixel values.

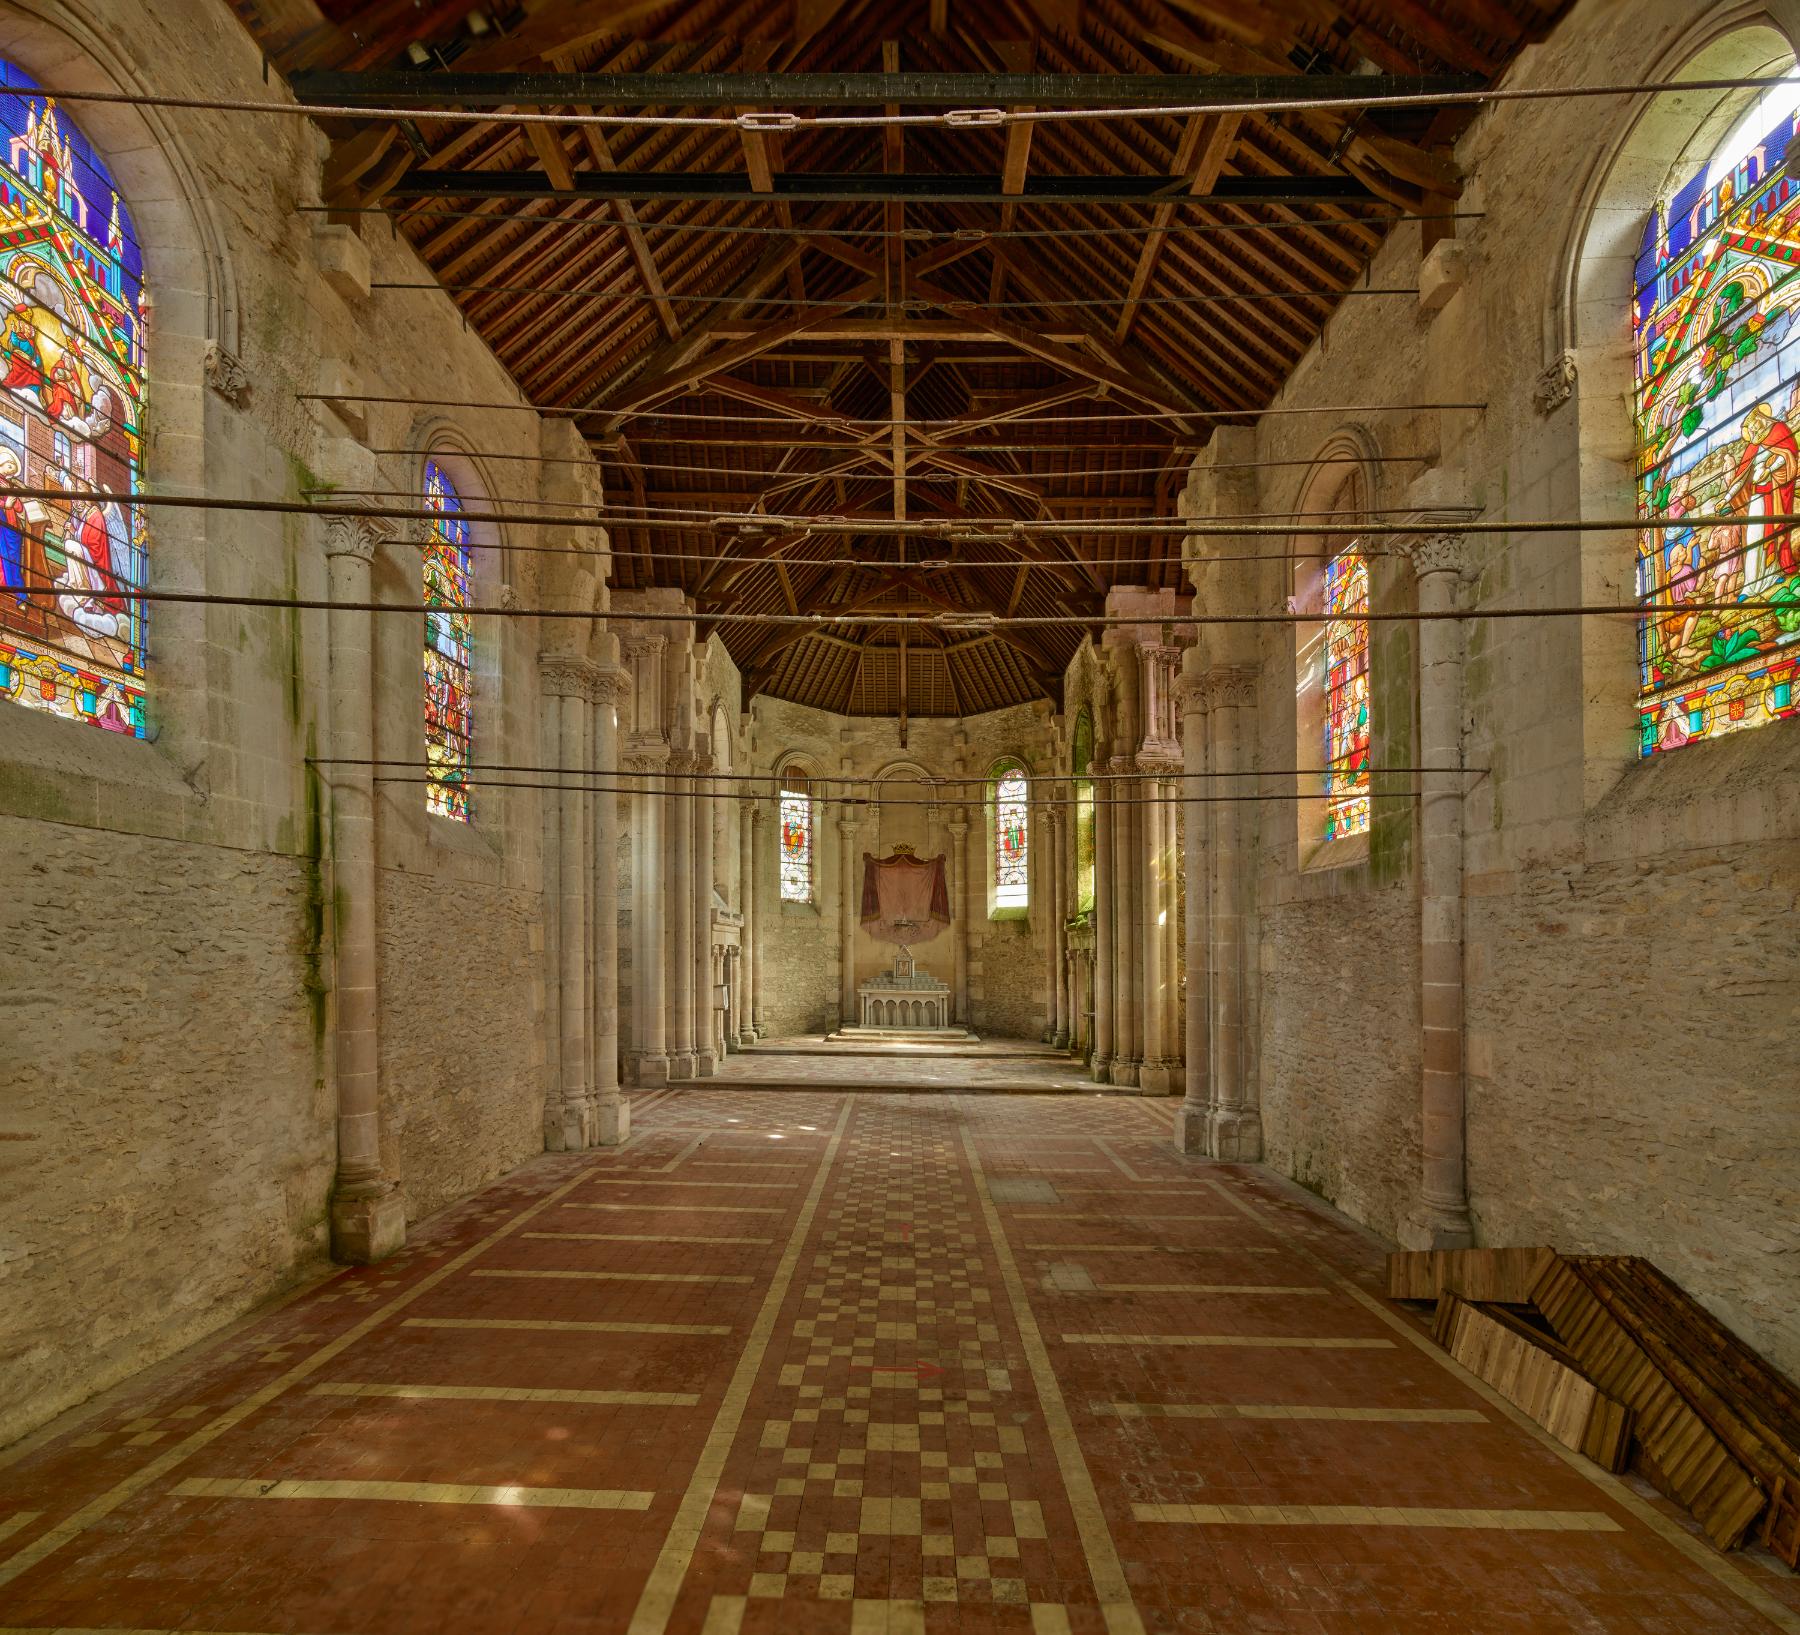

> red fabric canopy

[{"left": 860, "top": 849, "right": 952, "bottom": 947}]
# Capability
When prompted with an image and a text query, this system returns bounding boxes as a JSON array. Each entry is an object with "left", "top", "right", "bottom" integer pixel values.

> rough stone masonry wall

[
  {"left": 748, "top": 697, "right": 1056, "bottom": 1039},
  {"left": 0, "top": 0, "right": 572, "bottom": 1445},
  {"left": 1217, "top": 0, "right": 1800, "bottom": 1373}
]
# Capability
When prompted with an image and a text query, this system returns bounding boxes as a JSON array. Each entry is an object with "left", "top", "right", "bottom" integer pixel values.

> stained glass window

[
  {"left": 1322, "top": 547, "right": 1371, "bottom": 839},
  {"left": 1072, "top": 708, "right": 1095, "bottom": 913},
  {"left": 0, "top": 66, "right": 147, "bottom": 736},
  {"left": 778, "top": 774, "right": 812, "bottom": 902},
  {"left": 423, "top": 458, "right": 473, "bottom": 820},
  {"left": 1634, "top": 70, "right": 1800, "bottom": 753},
  {"left": 994, "top": 765, "right": 1028, "bottom": 909}
]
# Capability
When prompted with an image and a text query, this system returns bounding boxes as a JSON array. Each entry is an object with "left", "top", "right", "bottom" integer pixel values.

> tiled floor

[{"left": 4, "top": 1089, "right": 1798, "bottom": 1634}]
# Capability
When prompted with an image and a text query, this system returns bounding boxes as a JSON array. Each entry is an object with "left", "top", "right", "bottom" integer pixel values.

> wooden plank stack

[
  {"left": 1532, "top": 1255, "right": 1800, "bottom": 1562},
  {"left": 1387, "top": 1245, "right": 1553, "bottom": 1304},
  {"left": 1433, "top": 1293, "right": 1632, "bottom": 1470},
  {"left": 1391, "top": 1246, "right": 1800, "bottom": 1564}
]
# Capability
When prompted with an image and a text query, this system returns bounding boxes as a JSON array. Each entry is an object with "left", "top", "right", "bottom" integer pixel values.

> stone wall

[{"left": 1183, "top": 0, "right": 1800, "bottom": 1373}]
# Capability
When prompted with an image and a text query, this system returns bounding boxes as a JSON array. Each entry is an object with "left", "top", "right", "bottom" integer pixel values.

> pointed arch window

[
  {"left": 993, "top": 764, "right": 1029, "bottom": 909},
  {"left": 1635, "top": 68, "right": 1800, "bottom": 752},
  {"left": 423, "top": 458, "right": 473, "bottom": 820},
  {"left": 0, "top": 66, "right": 147, "bottom": 736},
  {"left": 778, "top": 771, "right": 813, "bottom": 902},
  {"left": 1322, "top": 545, "right": 1371, "bottom": 838}
]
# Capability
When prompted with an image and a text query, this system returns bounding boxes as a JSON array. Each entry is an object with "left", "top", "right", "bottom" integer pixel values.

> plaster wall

[{"left": 1192, "top": 0, "right": 1800, "bottom": 1372}]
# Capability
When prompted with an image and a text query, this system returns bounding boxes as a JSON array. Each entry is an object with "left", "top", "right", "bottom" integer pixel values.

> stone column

[
  {"left": 323, "top": 514, "right": 405, "bottom": 1263},
  {"left": 1174, "top": 665, "right": 1211, "bottom": 1151},
  {"left": 1089, "top": 761, "right": 1114, "bottom": 1081},
  {"left": 948, "top": 815, "right": 970, "bottom": 1025},
  {"left": 740, "top": 803, "right": 760, "bottom": 1043},
  {"left": 541, "top": 655, "right": 596, "bottom": 1150},
  {"left": 667, "top": 750, "right": 696, "bottom": 1078},
  {"left": 1404, "top": 533, "right": 1476, "bottom": 1248},
  {"left": 692, "top": 748, "right": 717, "bottom": 1075},
  {"left": 1205, "top": 667, "right": 1261, "bottom": 1160},
  {"left": 1109, "top": 753, "right": 1141, "bottom": 1087},
  {"left": 1043, "top": 807, "right": 1064, "bottom": 1046},
  {"left": 592, "top": 660, "right": 630, "bottom": 1143},
  {"left": 1137, "top": 761, "right": 1174, "bottom": 1095},
  {"left": 838, "top": 813, "right": 862, "bottom": 1026},
  {"left": 627, "top": 747, "right": 670, "bottom": 1086}
]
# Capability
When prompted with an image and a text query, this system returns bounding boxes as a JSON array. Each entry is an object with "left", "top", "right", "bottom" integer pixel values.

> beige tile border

[
  {"left": 1135, "top": 1502, "right": 1619, "bottom": 1530},
  {"left": 960, "top": 1125, "right": 1145, "bottom": 1635},
  {"left": 1104, "top": 1402, "right": 1486, "bottom": 1423},
  {"left": 0, "top": 1514, "right": 39, "bottom": 1547},
  {"left": 475, "top": 1266, "right": 752, "bottom": 1285},
  {"left": 405, "top": 1314, "right": 730, "bottom": 1335},
  {"left": 1062, "top": 1333, "right": 1392, "bottom": 1350},
  {"left": 172, "top": 1477, "right": 651, "bottom": 1510},
  {"left": 624, "top": 1096, "right": 854, "bottom": 1635},
  {"left": 1200, "top": 1174, "right": 1800, "bottom": 1635},
  {"left": 308, "top": 1382, "right": 700, "bottom": 1407}
]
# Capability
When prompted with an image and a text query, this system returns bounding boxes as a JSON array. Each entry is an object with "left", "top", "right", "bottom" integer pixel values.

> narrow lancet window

[
  {"left": 1322, "top": 546, "right": 1371, "bottom": 839},
  {"left": 779, "top": 772, "right": 813, "bottom": 902},
  {"left": 423, "top": 458, "right": 473, "bottom": 819},
  {"left": 994, "top": 765, "right": 1029, "bottom": 909}
]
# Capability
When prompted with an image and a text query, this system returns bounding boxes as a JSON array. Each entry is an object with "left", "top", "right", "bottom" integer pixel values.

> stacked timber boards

[{"left": 1390, "top": 1247, "right": 1800, "bottom": 1561}]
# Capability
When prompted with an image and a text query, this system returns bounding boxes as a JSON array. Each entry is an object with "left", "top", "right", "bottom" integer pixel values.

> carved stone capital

[
  {"left": 621, "top": 751, "right": 668, "bottom": 775},
  {"left": 1136, "top": 752, "right": 1182, "bottom": 776},
  {"left": 1174, "top": 672, "right": 1211, "bottom": 715},
  {"left": 321, "top": 512, "right": 387, "bottom": 562},
  {"left": 591, "top": 663, "right": 631, "bottom": 704},
  {"left": 1398, "top": 532, "right": 1474, "bottom": 582},
  {"left": 204, "top": 340, "right": 251, "bottom": 407},
  {"left": 1200, "top": 665, "right": 1258, "bottom": 711},
  {"left": 538, "top": 654, "right": 600, "bottom": 699},
  {"left": 1533, "top": 350, "right": 1576, "bottom": 416}
]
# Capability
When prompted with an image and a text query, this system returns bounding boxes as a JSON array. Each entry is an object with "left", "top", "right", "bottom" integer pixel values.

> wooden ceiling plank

[
  {"left": 1114, "top": 110, "right": 1239, "bottom": 343},
  {"left": 576, "top": 115, "right": 682, "bottom": 340}
]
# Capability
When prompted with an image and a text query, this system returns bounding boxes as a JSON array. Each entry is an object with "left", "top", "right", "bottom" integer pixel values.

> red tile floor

[{"left": 3, "top": 1089, "right": 1798, "bottom": 1634}]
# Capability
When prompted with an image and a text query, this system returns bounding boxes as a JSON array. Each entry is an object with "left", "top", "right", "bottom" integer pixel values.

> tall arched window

[
  {"left": 423, "top": 457, "right": 474, "bottom": 819},
  {"left": 0, "top": 69, "right": 146, "bottom": 736},
  {"left": 778, "top": 769, "right": 813, "bottom": 902},
  {"left": 1072, "top": 707, "right": 1096, "bottom": 913},
  {"left": 1322, "top": 545, "right": 1371, "bottom": 838},
  {"left": 1636, "top": 68, "right": 1800, "bottom": 753},
  {"left": 992, "top": 762, "right": 1029, "bottom": 910}
]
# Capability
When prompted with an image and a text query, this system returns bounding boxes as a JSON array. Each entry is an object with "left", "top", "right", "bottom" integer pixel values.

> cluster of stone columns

[{"left": 538, "top": 645, "right": 632, "bottom": 1152}]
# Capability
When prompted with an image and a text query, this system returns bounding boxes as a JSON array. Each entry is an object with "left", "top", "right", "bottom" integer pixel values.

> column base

[
  {"left": 544, "top": 1097, "right": 597, "bottom": 1153},
  {"left": 1206, "top": 1107, "right": 1263, "bottom": 1162},
  {"left": 1400, "top": 1198, "right": 1474, "bottom": 1251},
  {"left": 330, "top": 1185, "right": 406, "bottom": 1265},
  {"left": 630, "top": 1052, "right": 669, "bottom": 1088},
  {"left": 668, "top": 1051, "right": 696, "bottom": 1080},
  {"left": 595, "top": 1096, "right": 631, "bottom": 1147},
  {"left": 1109, "top": 1058, "right": 1141, "bottom": 1089},
  {"left": 1051, "top": 1030, "right": 1070, "bottom": 1051},
  {"left": 738, "top": 1027, "right": 757, "bottom": 1046},
  {"left": 1137, "top": 1061, "right": 1177, "bottom": 1096},
  {"left": 1172, "top": 1102, "right": 1209, "bottom": 1154},
  {"left": 694, "top": 1050, "right": 717, "bottom": 1078},
  {"left": 1090, "top": 1053, "right": 1112, "bottom": 1084}
]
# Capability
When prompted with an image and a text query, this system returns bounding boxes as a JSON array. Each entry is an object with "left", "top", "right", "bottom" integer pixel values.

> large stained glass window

[
  {"left": 1322, "top": 546, "right": 1371, "bottom": 839},
  {"left": 0, "top": 68, "right": 146, "bottom": 736},
  {"left": 994, "top": 764, "right": 1028, "bottom": 909},
  {"left": 423, "top": 459, "right": 473, "bottom": 820},
  {"left": 778, "top": 773, "right": 813, "bottom": 902},
  {"left": 1635, "top": 71, "right": 1800, "bottom": 752}
]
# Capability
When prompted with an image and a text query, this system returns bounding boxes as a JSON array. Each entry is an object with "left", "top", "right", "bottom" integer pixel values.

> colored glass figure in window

[
  {"left": 1322, "top": 547, "right": 1371, "bottom": 839},
  {"left": 779, "top": 776, "right": 812, "bottom": 902},
  {"left": 994, "top": 766, "right": 1029, "bottom": 908},
  {"left": 1072, "top": 707, "right": 1095, "bottom": 913},
  {"left": 0, "top": 65, "right": 147, "bottom": 736},
  {"left": 423, "top": 459, "right": 473, "bottom": 820},
  {"left": 1635, "top": 70, "right": 1800, "bottom": 752}
]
